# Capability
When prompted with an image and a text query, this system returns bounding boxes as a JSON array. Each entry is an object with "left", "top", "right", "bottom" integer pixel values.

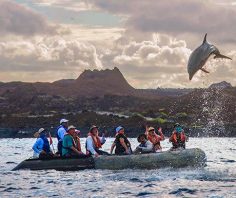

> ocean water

[{"left": 0, "top": 137, "right": 235, "bottom": 198}]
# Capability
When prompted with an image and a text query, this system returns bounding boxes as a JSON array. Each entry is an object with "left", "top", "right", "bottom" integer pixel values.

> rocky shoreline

[{"left": 0, "top": 111, "right": 235, "bottom": 138}]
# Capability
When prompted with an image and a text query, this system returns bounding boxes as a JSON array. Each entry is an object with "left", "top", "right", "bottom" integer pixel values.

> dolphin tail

[
  {"left": 202, "top": 33, "right": 207, "bottom": 44},
  {"left": 214, "top": 54, "right": 232, "bottom": 60}
]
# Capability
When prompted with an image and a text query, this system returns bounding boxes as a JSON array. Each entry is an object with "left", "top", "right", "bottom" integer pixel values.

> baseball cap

[{"left": 60, "top": 118, "right": 69, "bottom": 124}]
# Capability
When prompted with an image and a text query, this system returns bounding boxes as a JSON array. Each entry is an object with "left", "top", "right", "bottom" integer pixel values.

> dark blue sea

[{"left": 0, "top": 138, "right": 235, "bottom": 197}]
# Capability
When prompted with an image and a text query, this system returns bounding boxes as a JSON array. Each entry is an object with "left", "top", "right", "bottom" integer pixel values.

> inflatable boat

[{"left": 12, "top": 148, "right": 206, "bottom": 171}]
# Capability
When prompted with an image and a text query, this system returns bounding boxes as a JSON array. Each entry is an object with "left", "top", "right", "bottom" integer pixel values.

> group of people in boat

[{"left": 32, "top": 118, "right": 187, "bottom": 159}]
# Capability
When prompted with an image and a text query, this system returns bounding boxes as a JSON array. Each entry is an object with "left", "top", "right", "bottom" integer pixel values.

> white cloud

[
  {"left": 0, "top": 36, "right": 103, "bottom": 75},
  {"left": 113, "top": 36, "right": 191, "bottom": 68},
  {"left": 92, "top": 0, "right": 236, "bottom": 47},
  {"left": 0, "top": 0, "right": 57, "bottom": 36}
]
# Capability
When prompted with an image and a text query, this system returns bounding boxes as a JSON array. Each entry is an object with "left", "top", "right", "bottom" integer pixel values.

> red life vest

[
  {"left": 88, "top": 132, "right": 102, "bottom": 148},
  {"left": 170, "top": 131, "right": 186, "bottom": 143}
]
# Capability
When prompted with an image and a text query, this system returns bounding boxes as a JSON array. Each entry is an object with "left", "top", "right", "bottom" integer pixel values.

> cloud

[
  {"left": 0, "top": 0, "right": 57, "bottom": 36},
  {"left": 92, "top": 0, "right": 236, "bottom": 46},
  {"left": 100, "top": 32, "right": 236, "bottom": 88},
  {"left": 0, "top": 36, "right": 102, "bottom": 75}
]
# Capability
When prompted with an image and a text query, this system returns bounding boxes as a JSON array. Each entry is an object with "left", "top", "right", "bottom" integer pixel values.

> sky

[{"left": 0, "top": 0, "right": 235, "bottom": 88}]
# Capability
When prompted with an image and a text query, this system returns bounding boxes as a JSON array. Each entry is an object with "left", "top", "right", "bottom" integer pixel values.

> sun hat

[
  {"left": 75, "top": 129, "right": 81, "bottom": 134},
  {"left": 67, "top": 125, "right": 76, "bottom": 131},
  {"left": 115, "top": 126, "right": 124, "bottom": 133},
  {"left": 89, "top": 125, "right": 98, "bottom": 132},
  {"left": 174, "top": 123, "right": 181, "bottom": 127},
  {"left": 148, "top": 127, "right": 155, "bottom": 132},
  {"left": 33, "top": 128, "right": 45, "bottom": 138},
  {"left": 60, "top": 118, "right": 69, "bottom": 124}
]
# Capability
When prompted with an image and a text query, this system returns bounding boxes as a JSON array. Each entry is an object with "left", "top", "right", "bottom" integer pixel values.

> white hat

[
  {"left": 34, "top": 128, "right": 45, "bottom": 137},
  {"left": 75, "top": 129, "right": 80, "bottom": 134},
  {"left": 67, "top": 125, "right": 76, "bottom": 131},
  {"left": 60, "top": 118, "right": 69, "bottom": 124},
  {"left": 38, "top": 128, "right": 45, "bottom": 133}
]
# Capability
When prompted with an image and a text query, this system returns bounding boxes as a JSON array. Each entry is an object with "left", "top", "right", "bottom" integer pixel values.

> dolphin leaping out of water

[{"left": 187, "top": 33, "right": 232, "bottom": 80}]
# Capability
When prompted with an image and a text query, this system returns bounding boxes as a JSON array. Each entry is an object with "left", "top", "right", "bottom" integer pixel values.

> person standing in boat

[
  {"left": 32, "top": 128, "right": 53, "bottom": 159},
  {"left": 56, "top": 118, "right": 69, "bottom": 156},
  {"left": 169, "top": 123, "right": 187, "bottom": 150},
  {"left": 62, "top": 125, "right": 87, "bottom": 158},
  {"left": 146, "top": 126, "right": 165, "bottom": 151},
  {"left": 86, "top": 125, "right": 108, "bottom": 157},
  {"left": 110, "top": 126, "right": 132, "bottom": 155},
  {"left": 134, "top": 134, "right": 154, "bottom": 154}
]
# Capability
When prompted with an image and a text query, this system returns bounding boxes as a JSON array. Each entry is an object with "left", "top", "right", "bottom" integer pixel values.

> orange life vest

[
  {"left": 170, "top": 131, "right": 186, "bottom": 143},
  {"left": 75, "top": 136, "right": 81, "bottom": 152},
  {"left": 88, "top": 132, "right": 102, "bottom": 148},
  {"left": 147, "top": 132, "right": 164, "bottom": 150},
  {"left": 148, "top": 132, "right": 164, "bottom": 144}
]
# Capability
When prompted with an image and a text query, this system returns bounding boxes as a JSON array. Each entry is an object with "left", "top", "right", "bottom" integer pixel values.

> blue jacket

[
  {"left": 56, "top": 125, "right": 67, "bottom": 141},
  {"left": 32, "top": 133, "right": 50, "bottom": 155}
]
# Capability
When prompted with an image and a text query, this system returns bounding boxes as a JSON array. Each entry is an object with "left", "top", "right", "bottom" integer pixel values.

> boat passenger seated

[
  {"left": 56, "top": 118, "right": 69, "bottom": 156},
  {"left": 62, "top": 125, "right": 87, "bottom": 158},
  {"left": 169, "top": 123, "right": 187, "bottom": 150},
  {"left": 85, "top": 125, "right": 109, "bottom": 157},
  {"left": 147, "top": 126, "right": 165, "bottom": 151},
  {"left": 134, "top": 134, "right": 154, "bottom": 154},
  {"left": 110, "top": 126, "right": 132, "bottom": 155},
  {"left": 32, "top": 128, "right": 53, "bottom": 159}
]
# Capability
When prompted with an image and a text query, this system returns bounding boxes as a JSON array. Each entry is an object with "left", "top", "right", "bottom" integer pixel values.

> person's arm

[
  {"left": 119, "top": 138, "right": 129, "bottom": 154},
  {"left": 70, "top": 146, "right": 82, "bottom": 155},
  {"left": 169, "top": 133, "right": 174, "bottom": 142},
  {"left": 32, "top": 139, "right": 43, "bottom": 154},
  {"left": 110, "top": 142, "right": 116, "bottom": 154},
  {"left": 139, "top": 141, "right": 153, "bottom": 152},
  {"left": 158, "top": 127, "right": 165, "bottom": 141},
  {"left": 100, "top": 135, "right": 106, "bottom": 145},
  {"left": 86, "top": 137, "right": 98, "bottom": 156},
  {"left": 145, "top": 125, "right": 149, "bottom": 136}
]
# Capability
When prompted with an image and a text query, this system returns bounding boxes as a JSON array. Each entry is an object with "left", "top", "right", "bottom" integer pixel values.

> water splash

[{"left": 200, "top": 86, "right": 226, "bottom": 136}]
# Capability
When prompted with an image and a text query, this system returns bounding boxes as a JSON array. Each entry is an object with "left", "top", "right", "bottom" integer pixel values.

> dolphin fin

[
  {"left": 201, "top": 68, "right": 210, "bottom": 73},
  {"left": 202, "top": 33, "right": 207, "bottom": 44},
  {"left": 214, "top": 54, "right": 232, "bottom": 60}
]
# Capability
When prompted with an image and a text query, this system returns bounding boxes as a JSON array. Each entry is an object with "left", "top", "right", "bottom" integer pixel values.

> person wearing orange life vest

[
  {"left": 146, "top": 126, "right": 165, "bottom": 151},
  {"left": 85, "top": 125, "right": 109, "bottom": 157},
  {"left": 169, "top": 123, "right": 187, "bottom": 150}
]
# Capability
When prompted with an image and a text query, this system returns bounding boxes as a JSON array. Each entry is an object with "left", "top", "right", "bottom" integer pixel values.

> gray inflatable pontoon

[{"left": 12, "top": 148, "right": 206, "bottom": 171}]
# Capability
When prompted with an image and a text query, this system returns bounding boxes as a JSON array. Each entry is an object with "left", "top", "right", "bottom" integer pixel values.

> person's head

[
  {"left": 137, "top": 134, "right": 147, "bottom": 144},
  {"left": 116, "top": 126, "right": 124, "bottom": 134},
  {"left": 90, "top": 125, "right": 98, "bottom": 135},
  {"left": 60, "top": 118, "right": 69, "bottom": 128},
  {"left": 148, "top": 127, "right": 155, "bottom": 135},
  {"left": 67, "top": 125, "right": 76, "bottom": 136},
  {"left": 174, "top": 123, "right": 182, "bottom": 133},
  {"left": 75, "top": 129, "right": 81, "bottom": 136}
]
